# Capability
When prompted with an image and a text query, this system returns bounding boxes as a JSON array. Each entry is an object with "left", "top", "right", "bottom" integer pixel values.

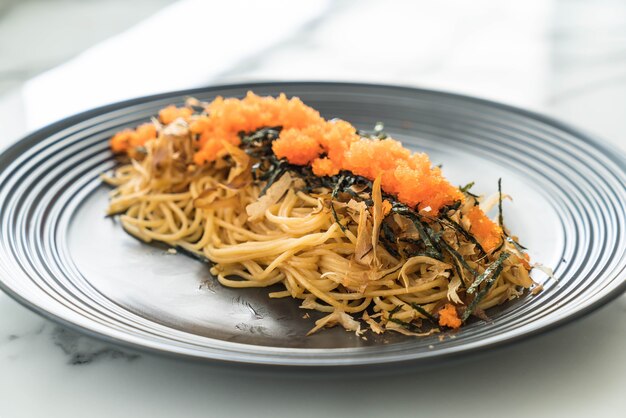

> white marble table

[{"left": 0, "top": 1, "right": 624, "bottom": 417}]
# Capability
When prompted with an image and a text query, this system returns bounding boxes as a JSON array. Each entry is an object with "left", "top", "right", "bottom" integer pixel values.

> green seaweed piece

[{"left": 466, "top": 252, "right": 510, "bottom": 295}]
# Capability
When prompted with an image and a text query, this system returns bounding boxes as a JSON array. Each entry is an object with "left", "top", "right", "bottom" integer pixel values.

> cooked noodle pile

[{"left": 103, "top": 93, "right": 537, "bottom": 336}]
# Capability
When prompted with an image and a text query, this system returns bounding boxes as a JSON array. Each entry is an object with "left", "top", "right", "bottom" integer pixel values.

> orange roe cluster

[
  {"left": 191, "top": 92, "right": 323, "bottom": 165},
  {"left": 110, "top": 123, "right": 157, "bottom": 158},
  {"left": 466, "top": 206, "right": 503, "bottom": 253},
  {"left": 158, "top": 105, "right": 193, "bottom": 124},
  {"left": 109, "top": 92, "right": 503, "bottom": 252},
  {"left": 272, "top": 113, "right": 466, "bottom": 214},
  {"left": 438, "top": 304, "right": 462, "bottom": 329},
  {"left": 181, "top": 91, "right": 460, "bottom": 215}
]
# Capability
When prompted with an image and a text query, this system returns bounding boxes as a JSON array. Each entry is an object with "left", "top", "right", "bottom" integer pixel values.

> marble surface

[
  {"left": 0, "top": 1, "right": 625, "bottom": 417},
  {"left": 0, "top": 0, "right": 176, "bottom": 95}
]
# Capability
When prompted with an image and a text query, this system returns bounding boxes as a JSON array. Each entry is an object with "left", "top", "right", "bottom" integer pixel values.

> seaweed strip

[
  {"left": 175, "top": 245, "right": 212, "bottom": 264},
  {"left": 389, "top": 304, "right": 402, "bottom": 318},
  {"left": 388, "top": 318, "right": 425, "bottom": 333},
  {"left": 438, "top": 239, "right": 478, "bottom": 287},
  {"left": 459, "top": 181, "right": 474, "bottom": 193},
  {"left": 507, "top": 236, "right": 528, "bottom": 251},
  {"left": 466, "top": 252, "right": 510, "bottom": 295},
  {"left": 410, "top": 303, "right": 438, "bottom": 324},
  {"left": 441, "top": 214, "right": 486, "bottom": 256},
  {"left": 331, "top": 175, "right": 347, "bottom": 232},
  {"left": 447, "top": 252, "right": 465, "bottom": 288},
  {"left": 394, "top": 208, "right": 443, "bottom": 261},
  {"left": 380, "top": 221, "right": 400, "bottom": 258},
  {"left": 462, "top": 253, "right": 510, "bottom": 321},
  {"left": 459, "top": 181, "right": 479, "bottom": 199},
  {"left": 260, "top": 163, "right": 286, "bottom": 195}
]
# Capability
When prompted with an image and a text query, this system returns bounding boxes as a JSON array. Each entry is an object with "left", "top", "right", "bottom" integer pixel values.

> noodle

[{"left": 103, "top": 93, "right": 537, "bottom": 336}]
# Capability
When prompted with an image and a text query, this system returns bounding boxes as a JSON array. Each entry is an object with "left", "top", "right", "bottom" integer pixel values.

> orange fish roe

[
  {"left": 311, "top": 157, "right": 339, "bottom": 177},
  {"left": 273, "top": 118, "right": 464, "bottom": 214},
  {"left": 438, "top": 303, "right": 462, "bottom": 329},
  {"left": 272, "top": 129, "right": 322, "bottom": 165},
  {"left": 110, "top": 92, "right": 502, "bottom": 252},
  {"left": 191, "top": 92, "right": 323, "bottom": 165},
  {"left": 110, "top": 129, "right": 134, "bottom": 153},
  {"left": 110, "top": 123, "right": 157, "bottom": 154},
  {"left": 158, "top": 105, "right": 193, "bottom": 125},
  {"left": 466, "top": 206, "right": 503, "bottom": 252}
]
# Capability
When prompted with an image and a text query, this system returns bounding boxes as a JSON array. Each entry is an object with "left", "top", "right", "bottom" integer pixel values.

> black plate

[{"left": 0, "top": 82, "right": 624, "bottom": 366}]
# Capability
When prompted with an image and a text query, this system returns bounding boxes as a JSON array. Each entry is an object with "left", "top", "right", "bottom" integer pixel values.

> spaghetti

[{"left": 103, "top": 92, "right": 536, "bottom": 336}]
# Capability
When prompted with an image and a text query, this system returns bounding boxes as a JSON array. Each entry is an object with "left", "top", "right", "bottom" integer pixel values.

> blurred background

[
  {"left": 0, "top": 0, "right": 625, "bottom": 149},
  {"left": 0, "top": 1, "right": 624, "bottom": 417}
]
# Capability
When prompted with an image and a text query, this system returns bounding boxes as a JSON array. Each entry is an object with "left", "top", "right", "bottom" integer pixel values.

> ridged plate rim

[{"left": 0, "top": 81, "right": 624, "bottom": 368}]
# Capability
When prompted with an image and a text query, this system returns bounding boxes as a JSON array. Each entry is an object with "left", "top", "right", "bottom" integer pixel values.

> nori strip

[
  {"left": 175, "top": 245, "right": 212, "bottom": 264},
  {"left": 439, "top": 239, "right": 478, "bottom": 287},
  {"left": 459, "top": 181, "right": 474, "bottom": 193},
  {"left": 461, "top": 253, "right": 510, "bottom": 321},
  {"left": 388, "top": 318, "right": 425, "bottom": 333},
  {"left": 507, "top": 236, "right": 528, "bottom": 251},
  {"left": 459, "top": 181, "right": 479, "bottom": 199},
  {"left": 330, "top": 175, "right": 347, "bottom": 232},
  {"left": 380, "top": 221, "right": 400, "bottom": 258},
  {"left": 389, "top": 304, "right": 402, "bottom": 318},
  {"left": 466, "top": 252, "right": 510, "bottom": 295},
  {"left": 440, "top": 214, "right": 487, "bottom": 256},
  {"left": 410, "top": 303, "right": 438, "bottom": 325}
]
